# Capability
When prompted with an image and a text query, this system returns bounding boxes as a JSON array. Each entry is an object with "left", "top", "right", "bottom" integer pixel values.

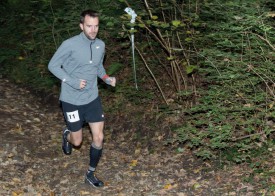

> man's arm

[
  {"left": 48, "top": 42, "right": 82, "bottom": 89},
  {"left": 97, "top": 48, "right": 116, "bottom": 87}
]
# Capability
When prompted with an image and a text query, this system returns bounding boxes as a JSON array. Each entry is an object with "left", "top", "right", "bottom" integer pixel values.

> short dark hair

[{"left": 80, "top": 10, "right": 100, "bottom": 24}]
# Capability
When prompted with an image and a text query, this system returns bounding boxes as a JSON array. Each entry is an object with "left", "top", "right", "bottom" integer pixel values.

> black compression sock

[{"left": 89, "top": 143, "right": 102, "bottom": 171}]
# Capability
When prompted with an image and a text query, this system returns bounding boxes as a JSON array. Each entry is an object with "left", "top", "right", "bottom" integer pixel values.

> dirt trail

[{"left": 0, "top": 78, "right": 261, "bottom": 196}]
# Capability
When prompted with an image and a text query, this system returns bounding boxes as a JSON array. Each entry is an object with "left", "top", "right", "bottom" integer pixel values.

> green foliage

[
  {"left": 119, "top": 0, "right": 203, "bottom": 95},
  {"left": 172, "top": 0, "right": 275, "bottom": 162},
  {"left": 106, "top": 62, "right": 124, "bottom": 75}
]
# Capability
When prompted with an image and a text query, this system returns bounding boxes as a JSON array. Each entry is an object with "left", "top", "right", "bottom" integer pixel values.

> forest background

[{"left": 0, "top": 0, "right": 274, "bottom": 193}]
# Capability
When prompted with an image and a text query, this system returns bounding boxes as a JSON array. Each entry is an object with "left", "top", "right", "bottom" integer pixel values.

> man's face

[{"left": 80, "top": 15, "right": 99, "bottom": 40}]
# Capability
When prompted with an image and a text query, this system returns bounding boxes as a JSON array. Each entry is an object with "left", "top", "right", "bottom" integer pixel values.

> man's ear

[{"left": 79, "top": 23, "right": 83, "bottom": 30}]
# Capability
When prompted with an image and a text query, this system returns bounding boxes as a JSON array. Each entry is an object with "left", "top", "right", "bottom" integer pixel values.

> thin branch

[
  {"left": 135, "top": 45, "right": 169, "bottom": 105},
  {"left": 232, "top": 130, "right": 274, "bottom": 141},
  {"left": 122, "top": 25, "right": 169, "bottom": 105},
  {"left": 248, "top": 64, "right": 275, "bottom": 98},
  {"left": 250, "top": 32, "right": 275, "bottom": 51},
  {"left": 50, "top": 1, "right": 57, "bottom": 50},
  {"left": 144, "top": 0, "right": 169, "bottom": 53}
]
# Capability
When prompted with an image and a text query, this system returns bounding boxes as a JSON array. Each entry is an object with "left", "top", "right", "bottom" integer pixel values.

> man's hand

[
  {"left": 80, "top": 79, "right": 87, "bottom": 89},
  {"left": 106, "top": 77, "right": 116, "bottom": 87}
]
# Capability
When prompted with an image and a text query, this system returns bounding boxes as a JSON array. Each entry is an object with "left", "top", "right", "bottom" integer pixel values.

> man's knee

[
  {"left": 69, "top": 129, "right": 83, "bottom": 146},
  {"left": 89, "top": 122, "right": 104, "bottom": 145},
  {"left": 93, "top": 133, "right": 104, "bottom": 147},
  {"left": 71, "top": 138, "right": 82, "bottom": 146},
  {"left": 95, "top": 133, "right": 104, "bottom": 143}
]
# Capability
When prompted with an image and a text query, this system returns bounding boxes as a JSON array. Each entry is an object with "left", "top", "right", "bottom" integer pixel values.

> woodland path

[{"left": 0, "top": 78, "right": 266, "bottom": 196}]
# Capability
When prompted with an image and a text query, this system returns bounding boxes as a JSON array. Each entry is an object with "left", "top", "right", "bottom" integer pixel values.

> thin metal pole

[
  {"left": 131, "top": 32, "right": 138, "bottom": 90},
  {"left": 124, "top": 7, "right": 138, "bottom": 90}
]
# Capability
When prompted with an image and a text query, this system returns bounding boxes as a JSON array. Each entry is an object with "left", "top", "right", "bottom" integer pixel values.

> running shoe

[
  {"left": 62, "top": 128, "right": 72, "bottom": 155},
  {"left": 85, "top": 171, "right": 104, "bottom": 187}
]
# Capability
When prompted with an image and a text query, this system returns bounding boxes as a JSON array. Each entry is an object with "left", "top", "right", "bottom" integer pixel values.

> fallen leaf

[
  {"left": 11, "top": 123, "right": 22, "bottom": 133},
  {"left": 244, "top": 103, "right": 252, "bottom": 108},
  {"left": 11, "top": 191, "right": 23, "bottom": 196},
  {"left": 129, "top": 160, "right": 138, "bottom": 167},
  {"left": 193, "top": 168, "right": 202, "bottom": 174},
  {"left": 12, "top": 178, "right": 21, "bottom": 183},
  {"left": 164, "top": 183, "right": 172, "bottom": 190},
  {"left": 8, "top": 153, "right": 14, "bottom": 158},
  {"left": 63, "top": 163, "right": 69, "bottom": 168},
  {"left": 33, "top": 118, "right": 41, "bottom": 122},
  {"left": 177, "top": 193, "right": 188, "bottom": 196},
  {"left": 267, "top": 13, "right": 275, "bottom": 17},
  {"left": 134, "top": 148, "right": 141, "bottom": 155},
  {"left": 60, "top": 179, "right": 69, "bottom": 184},
  {"left": 193, "top": 182, "right": 201, "bottom": 189},
  {"left": 80, "top": 191, "right": 91, "bottom": 195}
]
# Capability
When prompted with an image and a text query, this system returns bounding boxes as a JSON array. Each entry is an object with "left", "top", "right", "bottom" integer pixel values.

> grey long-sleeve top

[{"left": 48, "top": 32, "right": 109, "bottom": 105}]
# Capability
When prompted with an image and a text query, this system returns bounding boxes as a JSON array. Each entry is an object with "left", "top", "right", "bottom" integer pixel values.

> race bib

[{"left": 66, "top": 110, "right": 80, "bottom": 123}]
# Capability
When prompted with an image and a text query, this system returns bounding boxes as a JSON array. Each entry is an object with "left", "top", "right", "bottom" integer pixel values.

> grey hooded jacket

[{"left": 48, "top": 32, "right": 109, "bottom": 105}]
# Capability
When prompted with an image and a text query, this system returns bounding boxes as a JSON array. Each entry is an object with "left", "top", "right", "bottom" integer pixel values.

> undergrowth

[{"left": 170, "top": 0, "right": 275, "bottom": 163}]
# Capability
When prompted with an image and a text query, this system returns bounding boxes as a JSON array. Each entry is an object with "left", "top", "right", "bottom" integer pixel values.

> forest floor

[{"left": 0, "top": 77, "right": 274, "bottom": 196}]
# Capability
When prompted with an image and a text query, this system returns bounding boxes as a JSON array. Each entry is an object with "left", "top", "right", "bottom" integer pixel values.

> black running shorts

[{"left": 61, "top": 96, "right": 104, "bottom": 132}]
